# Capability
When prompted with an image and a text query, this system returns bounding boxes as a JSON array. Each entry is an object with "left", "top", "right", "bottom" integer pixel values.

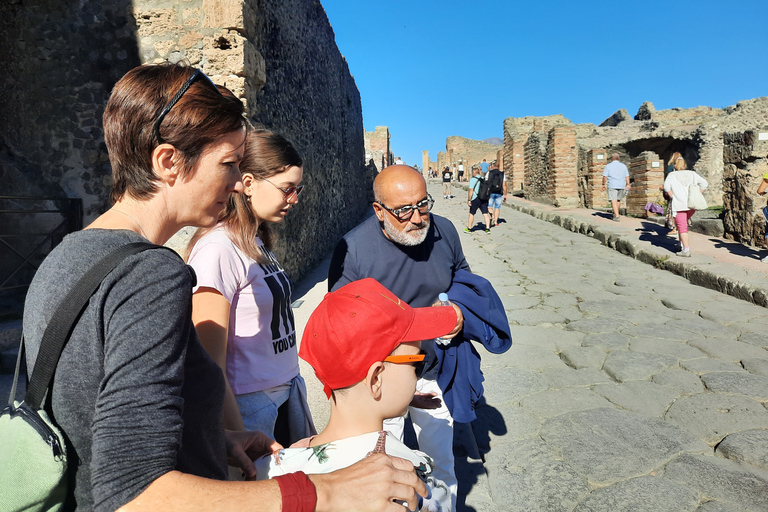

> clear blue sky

[{"left": 321, "top": 0, "right": 768, "bottom": 168}]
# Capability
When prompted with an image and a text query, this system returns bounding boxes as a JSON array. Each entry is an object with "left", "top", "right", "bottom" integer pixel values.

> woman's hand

[{"left": 225, "top": 430, "right": 283, "bottom": 479}]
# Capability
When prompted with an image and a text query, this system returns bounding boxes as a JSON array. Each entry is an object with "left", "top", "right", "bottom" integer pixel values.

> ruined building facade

[
  {"left": 503, "top": 100, "right": 768, "bottom": 247},
  {"left": 364, "top": 126, "right": 392, "bottom": 173},
  {"left": 0, "top": 0, "right": 371, "bottom": 288}
]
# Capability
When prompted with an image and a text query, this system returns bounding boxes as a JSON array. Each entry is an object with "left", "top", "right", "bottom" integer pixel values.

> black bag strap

[{"left": 24, "top": 242, "right": 169, "bottom": 410}]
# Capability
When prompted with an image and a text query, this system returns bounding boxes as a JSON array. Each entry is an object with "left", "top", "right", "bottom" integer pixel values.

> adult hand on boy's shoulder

[
  {"left": 225, "top": 429, "right": 282, "bottom": 479},
  {"left": 312, "top": 453, "right": 427, "bottom": 512},
  {"left": 410, "top": 391, "right": 442, "bottom": 410}
]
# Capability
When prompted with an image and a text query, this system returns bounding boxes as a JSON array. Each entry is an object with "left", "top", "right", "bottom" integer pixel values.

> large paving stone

[
  {"left": 507, "top": 325, "right": 584, "bottom": 351},
  {"left": 557, "top": 306, "right": 584, "bottom": 322},
  {"left": 473, "top": 403, "right": 541, "bottom": 448},
  {"left": 695, "top": 500, "right": 752, "bottom": 512},
  {"left": 661, "top": 297, "right": 703, "bottom": 313},
  {"left": 542, "top": 367, "right": 613, "bottom": 388},
  {"left": 688, "top": 338, "right": 768, "bottom": 361},
  {"left": 540, "top": 407, "right": 709, "bottom": 486},
  {"left": 581, "top": 333, "right": 631, "bottom": 352},
  {"left": 602, "top": 351, "right": 678, "bottom": 382},
  {"left": 566, "top": 317, "right": 636, "bottom": 334},
  {"left": 738, "top": 332, "right": 768, "bottom": 349},
  {"left": 620, "top": 323, "right": 695, "bottom": 341},
  {"left": 716, "top": 429, "right": 768, "bottom": 472},
  {"left": 592, "top": 381, "right": 680, "bottom": 418},
  {"left": 665, "top": 394, "right": 768, "bottom": 445},
  {"left": 701, "top": 372, "right": 768, "bottom": 401},
  {"left": 501, "top": 345, "right": 569, "bottom": 371},
  {"left": 699, "top": 305, "right": 762, "bottom": 326},
  {"left": 483, "top": 438, "right": 589, "bottom": 512},
  {"left": 741, "top": 358, "right": 768, "bottom": 377},
  {"left": 519, "top": 388, "right": 614, "bottom": 420},
  {"left": 651, "top": 368, "right": 705, "bottom": 395},
  {"left": 577, "top": 299, "right": 637, "bottom": 314},
  {"left": 559, "top": 346, "right": 606, "bottom": 370},
  {"left": 629, "top": 337, "right": 707, "bottom": 360},
  {"left": 500, "top": 294, "right": 541, "bottom": 310},
  {"left": 673, "top": 318, "right": 741, "bottom": 340},
  {"left": 543, "top": 293, "right": 578, "bottom": 308},
  {"left": 572, "top": 475, "right": 699, "bottom": 512},
  {"left": 664, "top": 453, "right": 768, "bottom": 512},
  {"left": 681, "top": 358, "right": 747, "bottom": 375},
  {"left": 511, "top": 307, "right": 567, "bottom": 326},
  {"left": 481, "top": 367, "right": 548, "bottom": 404}
]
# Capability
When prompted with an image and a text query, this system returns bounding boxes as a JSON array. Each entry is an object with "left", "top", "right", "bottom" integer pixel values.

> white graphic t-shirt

[{"left": 188, "top": 227, "right": 299, "bottom": 395}]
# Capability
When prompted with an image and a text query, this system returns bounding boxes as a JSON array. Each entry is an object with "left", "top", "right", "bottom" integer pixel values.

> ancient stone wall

[
  {"left": 523, "top": 132, "right": 549, "bottom": 202},
  {"left": 444, "top": 136, "right": 501, "bottom": 171},
  {"left": 626, "top": 152, "right": 664, "bottom": 218},
  {"left": 546, "top": 127, "right": 578, "bottom": 208},
  {"left": 0, "top": 0, "right": 368, "bottom": 282},
  {"left": 582, "top": 149, "right": 607, "bottom": 209},
  {"left": 722, "top": 130, "right": 768, "bottom": 246}
]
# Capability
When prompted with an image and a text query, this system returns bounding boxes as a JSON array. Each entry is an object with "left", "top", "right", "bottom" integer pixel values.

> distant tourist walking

[
  {"left": 663, "top": 157, "right": 708, "bottom": 257},
  {"left": 601, "top": 153, "right": 630, "bottom": 221},
  {"left": 487, "top": 163, "right": 507, "bottom": 227},
  {"left": 662, "top": 152, "right": 683, "bottom": 235},
  {"left": 442, "top": 166, "right": 453, "bottom": 198},
  {"left": 755, "top": 157, "right": 768, "bottom": 263},
  {"left": 480, "top": 158, "right": 489, "bottom": 178},
  {"left": 466, "top": 168, "right": 491, "bottom": 233},
  {"left": 457, "top": 161, "right": 465, "bottom": 182}
]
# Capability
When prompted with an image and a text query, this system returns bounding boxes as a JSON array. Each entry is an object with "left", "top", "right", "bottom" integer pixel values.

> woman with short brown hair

[{"left": 22, "top": 63, "right": 425, "bottom": 512}]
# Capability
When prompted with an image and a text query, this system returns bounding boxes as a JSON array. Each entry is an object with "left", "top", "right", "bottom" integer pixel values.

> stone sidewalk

[{"left": 293, "top": 182, "right": 768, "bottom": 512}]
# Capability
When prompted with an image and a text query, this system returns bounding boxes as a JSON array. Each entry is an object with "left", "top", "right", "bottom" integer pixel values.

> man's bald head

[
  {"left": 373, "top": 165, "right": 427, "bottom": 204},
  {"left": 612, "top": 153, "right": 620, "bottom": 161}
]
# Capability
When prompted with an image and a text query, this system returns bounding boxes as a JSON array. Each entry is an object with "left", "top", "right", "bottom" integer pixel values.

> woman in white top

[
  {"left": 663, "top": 157, "right": 708, "bottom": 257},
  {"left": 186, "top": 128, "right": 315, "bottom": 446}
]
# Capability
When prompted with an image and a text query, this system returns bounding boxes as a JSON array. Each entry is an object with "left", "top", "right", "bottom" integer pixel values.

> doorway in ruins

[{"left": 618, "top": 137, "right": 699, "bottom": 173}]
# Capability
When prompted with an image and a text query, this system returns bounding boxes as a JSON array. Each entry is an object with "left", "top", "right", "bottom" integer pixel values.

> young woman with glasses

[
  {"left": 185, "top": 128, "right": 316, "bottom": 448},
  {"left": 21, "top": 63, "right": 426, "bottom": 512}
]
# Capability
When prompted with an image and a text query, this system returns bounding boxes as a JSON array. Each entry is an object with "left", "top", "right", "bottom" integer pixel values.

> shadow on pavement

[
  {"left": 637, "top": 221, "right": 680, "bottom": 253},
  {"left": 455, "top": 397, "right": 507, "bottom": 511},
  {"left": 711, "top": 238, "right": 765, "bottom": 260}
]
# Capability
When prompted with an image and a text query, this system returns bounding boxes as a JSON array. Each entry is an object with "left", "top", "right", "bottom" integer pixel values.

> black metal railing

[{"left": 0, "top": 196, "right": 83, "bottom": 294}]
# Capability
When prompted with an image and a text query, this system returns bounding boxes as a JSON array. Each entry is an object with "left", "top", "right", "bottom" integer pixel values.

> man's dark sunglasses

[
  {"left": 153, "top": 68, "right": 222, "bottom": 143},
  {"left": 376, "top": 194, "right": 434, "bottom": 222}
]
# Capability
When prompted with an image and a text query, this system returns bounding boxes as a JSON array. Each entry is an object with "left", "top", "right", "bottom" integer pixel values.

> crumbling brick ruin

[
  {"left": 502, "top": 99, "right": 768, "bottom": 246},
  {"left": 0, "top": 0, "right": 370, "bottom": 285},
  {"left": 364, "top": 126, "right": 392, "bottom": 173},
  {"left": 428, "top": 136, "right": 501, "bottom": 181}
]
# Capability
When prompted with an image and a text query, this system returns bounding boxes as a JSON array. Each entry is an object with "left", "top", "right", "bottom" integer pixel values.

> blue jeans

[{"left": 488, "top": 193, "right": 503, "bottom": 210}]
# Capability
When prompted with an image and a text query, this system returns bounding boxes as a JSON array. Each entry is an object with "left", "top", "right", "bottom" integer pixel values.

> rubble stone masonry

[{"left": 0, "top": 0, "right": 369, "bottom": 280}]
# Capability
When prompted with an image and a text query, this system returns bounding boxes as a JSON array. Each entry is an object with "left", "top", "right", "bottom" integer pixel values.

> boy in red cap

[{"left": 254, "top": 278, "right": 456, "bottom": 511}]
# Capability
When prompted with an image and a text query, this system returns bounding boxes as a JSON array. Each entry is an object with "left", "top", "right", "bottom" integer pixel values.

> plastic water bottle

[{"left": 434, "top": 293, "right": 452, "bottom": 346}]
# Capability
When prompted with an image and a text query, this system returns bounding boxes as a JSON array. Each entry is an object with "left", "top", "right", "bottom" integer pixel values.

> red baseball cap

[{"left": 300, "top": 278, "right": 457, "bottom": 398}]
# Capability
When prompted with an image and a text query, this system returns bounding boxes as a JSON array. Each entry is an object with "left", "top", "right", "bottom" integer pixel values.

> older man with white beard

[{"left": 328, "top": 165, "right": 469, "bottom": 512}]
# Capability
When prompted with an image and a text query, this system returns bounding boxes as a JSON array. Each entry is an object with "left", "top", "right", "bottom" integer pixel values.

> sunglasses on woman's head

[{"left": 153, "top": 68, "right": 222, "bottom": 144}]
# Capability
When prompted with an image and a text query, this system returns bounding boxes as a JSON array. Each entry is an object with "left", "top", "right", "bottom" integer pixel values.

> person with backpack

[
  {"left": 465, "top": 168, "right": 492, "bottom": 233},
  {"left": 487, "top": 163, "right": 507, "bottom": 227},
  {"left": 442, "top": 166, "right": 453, "bottom": 199}
]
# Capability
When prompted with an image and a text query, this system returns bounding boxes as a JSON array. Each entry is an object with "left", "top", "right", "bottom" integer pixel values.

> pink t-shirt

[{"left": 188, "top": 227, "right": 299, "bottom": 395}]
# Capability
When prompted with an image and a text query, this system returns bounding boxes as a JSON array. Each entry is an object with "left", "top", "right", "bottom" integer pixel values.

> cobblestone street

[{"left": 433, "top": 184, "right": 768, "bottom": 512}]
